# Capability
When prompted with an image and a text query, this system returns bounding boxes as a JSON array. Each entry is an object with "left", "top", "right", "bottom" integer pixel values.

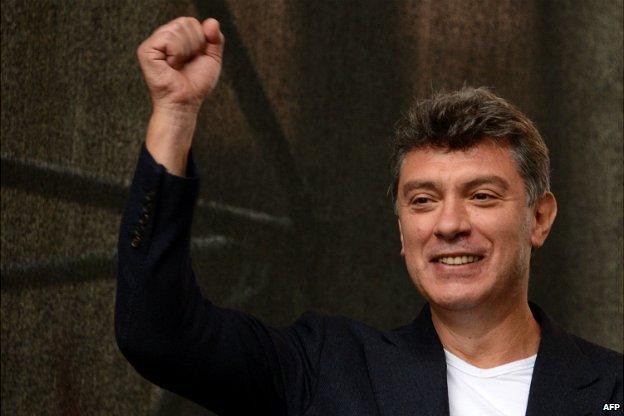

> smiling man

[
  {"left": 391, "top": 93, "right": 556, "bottom": 376},
  {"left": 389, "top": 92, "right": 563, "bottom": 415},
  {"left": 115, "top": 17, "right": 622, "bottom": 416}
]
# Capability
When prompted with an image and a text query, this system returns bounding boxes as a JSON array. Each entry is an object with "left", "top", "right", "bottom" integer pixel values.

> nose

[{"left": 433, "top": 197, "right": 471, "bottom": 241}]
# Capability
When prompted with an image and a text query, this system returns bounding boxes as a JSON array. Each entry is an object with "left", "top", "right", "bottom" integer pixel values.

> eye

[
  {"left": 471, "top": 192, "right": 498, "bottom": 203},
  {"left": 408, "top": 195, "right": 437, "bottom": 210},
  {"left": 473, "top": 192, "right": 492, "bottom": 200},
  {"left": 412, "top": 196, "right": 431, "bottom": 205}
]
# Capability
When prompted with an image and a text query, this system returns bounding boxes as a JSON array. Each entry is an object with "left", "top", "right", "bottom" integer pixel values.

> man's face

[{"left": 396, "top": 140, "right": 554, "bottom": 311}]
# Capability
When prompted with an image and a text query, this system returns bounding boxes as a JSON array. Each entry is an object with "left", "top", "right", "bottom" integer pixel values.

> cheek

[
  {"left": 471, "top": 209, "right": 532, "bottom": 252},
  {"left": 401, "top": 220, "right": 433, "bottom": 258},
  {"left": 401, "top": 220, "right": 428, "bottom": 245}
]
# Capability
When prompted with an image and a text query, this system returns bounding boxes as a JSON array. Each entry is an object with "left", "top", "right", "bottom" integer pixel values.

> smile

[{"left": 437, "top": 255, "right": 483, "bottom": 265}]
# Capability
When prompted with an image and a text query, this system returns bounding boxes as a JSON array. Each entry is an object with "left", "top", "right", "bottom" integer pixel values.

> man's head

[
  {"left": 390, "top": 87, "right": 550, "bottom": 209},
  {"left": 391, "top": 87, "right": 557, "bottom": 311}
]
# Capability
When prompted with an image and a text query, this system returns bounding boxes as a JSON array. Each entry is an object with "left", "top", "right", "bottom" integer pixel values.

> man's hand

[
  {"left": 138, "top": 17, "right": 224, "bottom": 113},
  {"left": 137, "top": 17, "right": 225, "bottom": 176}
]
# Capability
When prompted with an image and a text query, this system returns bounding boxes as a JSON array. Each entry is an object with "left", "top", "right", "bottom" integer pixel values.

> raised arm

[
  {"left": 115, "top": 17, "right": 324, "bottom": 415},
  {"left": 139, "top": 16, "right": 224, "bottom": 176}
]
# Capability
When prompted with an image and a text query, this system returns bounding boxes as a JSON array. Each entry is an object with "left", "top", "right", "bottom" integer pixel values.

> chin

[
  {"left": 419, "top": 283, "right": 492, "bottom": 312},
  {"left": 410, "top": 266, "right": 497, "bottom": 312},
  {"left": 429, "top": 295, "right": 485, "bottom": 311}
]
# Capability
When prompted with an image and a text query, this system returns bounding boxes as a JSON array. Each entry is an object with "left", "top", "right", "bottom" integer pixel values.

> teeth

[{"left": 439, "top": 256, "right": 480, "bottom": 265}]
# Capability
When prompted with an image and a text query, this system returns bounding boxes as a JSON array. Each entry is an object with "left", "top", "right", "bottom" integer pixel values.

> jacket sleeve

[{"left": 115, "top": 144, "right": 324, "bottom": 416}]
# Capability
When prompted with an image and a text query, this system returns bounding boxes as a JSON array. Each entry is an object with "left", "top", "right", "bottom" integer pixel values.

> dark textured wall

[{"left": 1, "top": 1, "right": 622, "bottom": 415}]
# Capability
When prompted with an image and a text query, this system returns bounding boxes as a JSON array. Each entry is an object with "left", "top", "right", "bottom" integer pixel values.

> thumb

[{"left": 202, "top": 18, "right": 225, "bottom": 61}]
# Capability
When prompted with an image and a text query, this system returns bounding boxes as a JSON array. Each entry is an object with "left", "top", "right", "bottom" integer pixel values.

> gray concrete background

[{"left": 1, "top": 0, "right": 622, "bottom": 415}]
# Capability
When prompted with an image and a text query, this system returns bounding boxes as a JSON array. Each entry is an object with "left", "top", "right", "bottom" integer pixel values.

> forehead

[{"left": 398, "top": 141, "right": 523, "bottom": 188}]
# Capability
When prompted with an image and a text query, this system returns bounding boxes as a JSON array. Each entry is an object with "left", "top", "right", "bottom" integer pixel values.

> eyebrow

[
  {"left": 464, "top": 175, "right": 510, "bottom": 191},
  {"left": 401, "top": 180, "right": 441, "bottom": 198},
  {"left": 401, "top": 175, "right": 510, "bottom": 198}
]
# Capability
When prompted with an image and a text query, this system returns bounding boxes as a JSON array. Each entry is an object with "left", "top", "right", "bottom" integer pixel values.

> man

[{"left": 115, "top": 16, "right": 623, "bottom": 416}]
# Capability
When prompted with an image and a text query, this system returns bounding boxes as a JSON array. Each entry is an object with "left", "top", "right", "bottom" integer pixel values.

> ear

[
  {"left": 530, "top": 192, "right": 557, "bottom": 249},
  {"left": 398, "top": 218, "right": 405, "bottom": 256}
]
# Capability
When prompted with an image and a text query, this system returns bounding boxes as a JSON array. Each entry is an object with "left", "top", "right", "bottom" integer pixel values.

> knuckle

[
  {"left": 188, "top": 16, "right": 201, "bottom": 27},
  {"left": 160, "top": 30, "right": 176, "bottom": 41},
  {"left": 151, "top": 24, "right": 165, "bottom": 35},
  {"left": 159, "top": 31, "right": 182, "bottom": 53},
  {"left": 172, "top": 16, "right": 185, "bottom": 25},
  {"left": 171, "top": 21, "right": 182, "bottom": 32},
  {"left": 174, "top": 16, "right": 192, "bottom": 29},
  {"left": 136, "top": 41, "right": 148, "bottom": 56}
]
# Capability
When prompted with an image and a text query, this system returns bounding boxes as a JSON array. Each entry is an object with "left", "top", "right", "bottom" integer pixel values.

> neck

[{"left": 430, "top": 296, "right": 541, "bottom": 369}]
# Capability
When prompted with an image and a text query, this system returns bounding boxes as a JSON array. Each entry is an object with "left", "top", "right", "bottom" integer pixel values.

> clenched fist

[
  {"left": 139, "top": 17, "right": 225, "bottom": 176},
  {"left": 137, "top": 16, "right": 225, "bottom": 113}
]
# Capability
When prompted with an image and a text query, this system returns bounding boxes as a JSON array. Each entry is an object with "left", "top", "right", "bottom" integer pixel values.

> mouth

[{"left": 432, "top": 254, "right": 484, "bottom": 266}]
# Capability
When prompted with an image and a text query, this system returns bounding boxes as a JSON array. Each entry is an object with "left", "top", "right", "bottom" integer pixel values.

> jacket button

[{"left": 131, "top": 237, "right": 141, "bottom": 248}]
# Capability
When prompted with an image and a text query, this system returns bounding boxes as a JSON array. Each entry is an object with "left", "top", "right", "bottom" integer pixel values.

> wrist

[
  {"left": 150, "top": 105, "right": 199, "bottom": 130},
  {"left": 145, "top": 109, "right": 198, "bottom": 177}
]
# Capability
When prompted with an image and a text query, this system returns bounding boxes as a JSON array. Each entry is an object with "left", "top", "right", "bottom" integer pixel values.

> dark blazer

[{"left": 115, "top": 144, "right": 623, "bottom": 416}]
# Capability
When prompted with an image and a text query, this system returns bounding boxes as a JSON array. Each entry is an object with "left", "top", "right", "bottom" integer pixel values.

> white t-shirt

[{"left": 445, "top": 348, "right": 536, "bottom": 416}]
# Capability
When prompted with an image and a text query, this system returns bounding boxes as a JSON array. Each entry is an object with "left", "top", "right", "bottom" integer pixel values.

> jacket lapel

[
  {"left": 364, "top": 304, "right": 450, "bottom": 416},
  {"left": 365, "top": 302, "right": 609, "bottom": 416},
  {"left": 525, "top": 303, "right": 600, "bottom": 416}
]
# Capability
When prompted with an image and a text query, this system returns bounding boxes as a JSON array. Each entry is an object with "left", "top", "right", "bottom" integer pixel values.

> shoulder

[
  {"left": 290, "top": 311, "right": 387, "bottom": 336},
  {"left": 287, "top": 311, "right": 394, "bottom": 348},
  {"left": 531, "top": 302, "right": 622, "bottom": 375},
  {"left": 288, "top": 305, "right": 435, "bottom": 352},
  {"left": 569, "top": 334, "right": 623, "bottom": 378}
]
